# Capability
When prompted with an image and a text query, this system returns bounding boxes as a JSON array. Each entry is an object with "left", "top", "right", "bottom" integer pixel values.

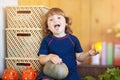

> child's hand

[
  {"left": 49, "top": 54, "right": 62, "bottom": 64},
  {"left": 88, "top": 49, "right": 99, "bottom": 56}
]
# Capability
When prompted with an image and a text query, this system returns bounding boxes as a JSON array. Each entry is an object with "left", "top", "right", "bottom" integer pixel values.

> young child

[{"left": 37, "top": 8, "right": 98, "bottom": 80}]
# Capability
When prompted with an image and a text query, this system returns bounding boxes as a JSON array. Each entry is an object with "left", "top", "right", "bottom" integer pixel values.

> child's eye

[
  {"left": 48, "top": 18, "right": 53, "bottom": 21},
  {"left": 57, "top": 16, "right": 61, "bottom": 19}
]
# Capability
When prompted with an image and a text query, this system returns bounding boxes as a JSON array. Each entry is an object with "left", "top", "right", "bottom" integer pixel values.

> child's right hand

[{"left": 48, "top": 54, "right": 62, "bottom": 64}]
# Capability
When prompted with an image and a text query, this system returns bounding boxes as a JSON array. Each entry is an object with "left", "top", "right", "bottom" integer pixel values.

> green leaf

[
  {"left": 98, "top": 67, "right": 120, "bottom": 80},
  {"left": 84, "top": 76, "right": 96, "bottom": 80}
]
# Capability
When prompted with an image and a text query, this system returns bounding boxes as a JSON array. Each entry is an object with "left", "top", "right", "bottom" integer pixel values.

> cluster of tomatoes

[{"left": 2, "top": 67, "right": 37, "bottom": 80}]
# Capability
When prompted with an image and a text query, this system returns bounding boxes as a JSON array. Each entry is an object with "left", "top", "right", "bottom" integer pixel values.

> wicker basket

[
  {"left": 6, "top": 6, "right": 48, "bottom": 28},
  {"left": 5, "top": 57, "right": 42, "bottom": 75},
  {"left": 6, "top": 28, "right": 42, "bottom": 58}
]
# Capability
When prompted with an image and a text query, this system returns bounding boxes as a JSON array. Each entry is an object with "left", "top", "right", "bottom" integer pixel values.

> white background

[{"left": 0, "top": 0, "right": 18, "bottom": 77}]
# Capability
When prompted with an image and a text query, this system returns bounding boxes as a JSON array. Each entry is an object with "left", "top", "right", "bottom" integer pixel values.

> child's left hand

[{"left": 88, "top": 49, "right": 99, "bottom": 56}]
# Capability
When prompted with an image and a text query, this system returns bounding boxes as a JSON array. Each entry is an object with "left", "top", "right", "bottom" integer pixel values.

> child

[{"left": 37, "top": 8, "right": 98, "bottom": 80}]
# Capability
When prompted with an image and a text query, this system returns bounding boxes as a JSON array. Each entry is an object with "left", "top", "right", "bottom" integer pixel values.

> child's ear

[{"left": 65, "top": 23, "right": 68, "bottom": 26}]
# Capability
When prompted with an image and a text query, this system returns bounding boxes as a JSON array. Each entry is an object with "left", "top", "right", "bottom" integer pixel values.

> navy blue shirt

[{"left": 37, "top": 34, "right": 83, "bottom": 80}]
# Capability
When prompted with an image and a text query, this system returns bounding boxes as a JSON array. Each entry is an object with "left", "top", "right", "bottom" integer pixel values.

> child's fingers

[
  {"left": 50, "top": 57, "right": 62, "bottom": 64},
  {"left": 93, "top": 49, "right": 99, "bottom": 55}
]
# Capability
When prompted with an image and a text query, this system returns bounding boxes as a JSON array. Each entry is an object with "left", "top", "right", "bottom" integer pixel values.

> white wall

[{"left": 0, "top": 0, "right": 18, "bottom": 77}]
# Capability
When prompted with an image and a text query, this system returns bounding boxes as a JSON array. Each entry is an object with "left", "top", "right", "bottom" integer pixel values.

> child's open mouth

[{"left": 54, "top": 24, "right": 60, "bottom": 30}]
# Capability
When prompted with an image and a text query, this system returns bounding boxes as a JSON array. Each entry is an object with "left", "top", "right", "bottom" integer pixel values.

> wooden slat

[
  {"left": 18, "top": 0, "right": 44, "bottom": 5},
  {"left": 112, "top": 0, "right": 120, "bottom": 23},
  {"left": 90, "top": 0, "right": 112, "bottom": 43},
  {"left": 79, "top": 0, "right": 91, "bottom": 51}
]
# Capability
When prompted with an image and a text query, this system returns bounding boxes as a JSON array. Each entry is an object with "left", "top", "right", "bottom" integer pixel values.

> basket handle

[
  {"left": 17, "top": 33, "right": 31, "bottom": 37},
  {"left": 16, "top": 62, "right": 31, "bottom": 66},
  {"left": 17, "top": 10, "right": 31, "bottom": 14}
]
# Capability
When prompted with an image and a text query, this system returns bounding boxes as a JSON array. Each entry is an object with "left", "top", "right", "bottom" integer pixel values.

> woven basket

[
  {"left": 5, "top": 57, "right": 41, "bottom": 75},
  {"left": 6, "top": 28, "right": 42, "bottom": 58},
  {"left": 6, "top": 6, "right": 48, "bottom": 28}
]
